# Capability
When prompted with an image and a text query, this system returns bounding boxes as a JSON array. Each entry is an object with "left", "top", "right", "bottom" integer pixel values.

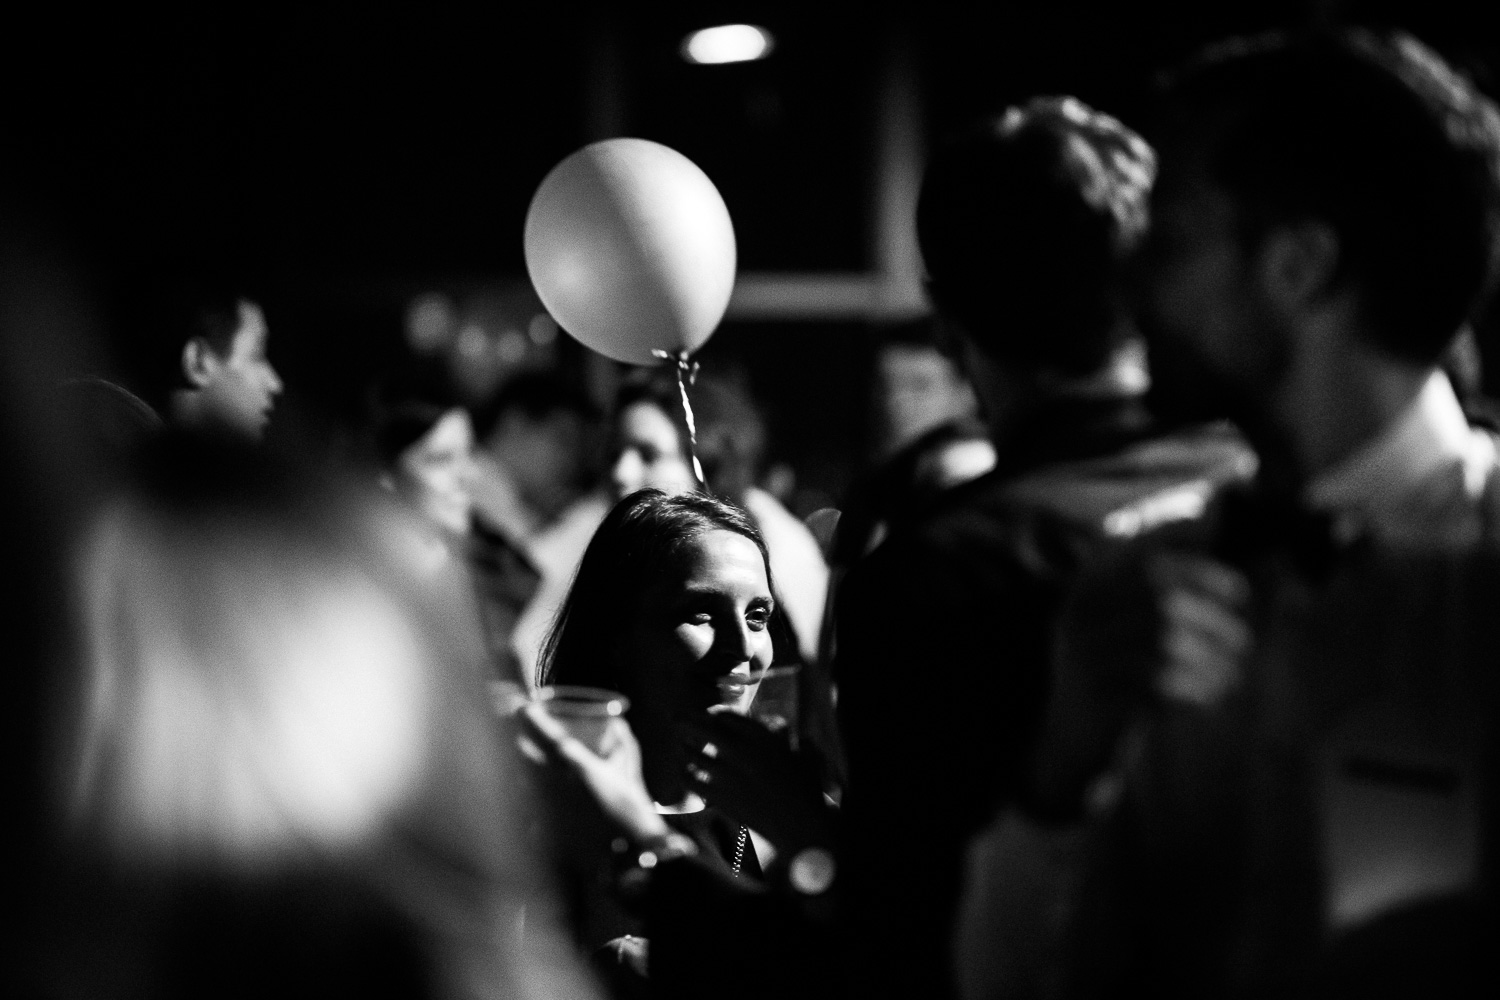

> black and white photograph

[{"left": 5, "top": 2, "right": 1498, "bottom": 997}]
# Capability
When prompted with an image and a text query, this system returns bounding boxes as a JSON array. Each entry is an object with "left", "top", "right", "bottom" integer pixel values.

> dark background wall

[{"left": 4, "top": 0, "right": 1496, "bottom": 506}]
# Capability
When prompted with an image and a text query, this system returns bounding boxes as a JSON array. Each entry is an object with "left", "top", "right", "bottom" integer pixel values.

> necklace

[{"left": 730, "top": 824, "right": 748, "bottom": 877}]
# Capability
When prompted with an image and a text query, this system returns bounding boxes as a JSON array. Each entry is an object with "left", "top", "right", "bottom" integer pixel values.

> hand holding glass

[
  {"left": 534, "top": 685, "right": 631, "bottom": 755},
  {"left": 744, "top": 665, "right": 801, "bottom": 749}
]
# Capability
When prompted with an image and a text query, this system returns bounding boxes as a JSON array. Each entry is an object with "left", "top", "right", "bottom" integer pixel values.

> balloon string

[{"left": 652, "top": 348, "right": 705, "bottom": 489}]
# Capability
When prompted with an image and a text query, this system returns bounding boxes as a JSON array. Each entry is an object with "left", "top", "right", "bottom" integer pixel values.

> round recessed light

[{"left": 681, "top": 24, "right": 774, "bottom": 65}]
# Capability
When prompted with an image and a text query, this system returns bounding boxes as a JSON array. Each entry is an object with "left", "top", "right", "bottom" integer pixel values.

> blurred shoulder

[
  {"left": 872, "top": 421, "right": 1253, "bottom": 579},
  {"left": 526, "top": 490, "right": 612, "bottom": 575},
  {"left": 744, "top": 488, "right": 826, "bottom": 571}
]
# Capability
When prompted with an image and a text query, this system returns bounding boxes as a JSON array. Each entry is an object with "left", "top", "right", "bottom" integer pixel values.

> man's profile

[{"left": 163, "top": 293, "right": 282, "bottom": 440}]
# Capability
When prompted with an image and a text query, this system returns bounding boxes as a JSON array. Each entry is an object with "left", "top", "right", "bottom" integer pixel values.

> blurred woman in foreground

[{"left": 45, "top": 435, "right": 589, "bottom": 1000}]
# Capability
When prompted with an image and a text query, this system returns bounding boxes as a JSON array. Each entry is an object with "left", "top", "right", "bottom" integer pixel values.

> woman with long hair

[
  {"left": 513, "top": 371, "right": 829, "bottom": 684},
  {"left": 528, "top": 487, "right": 837, "bottom": 999}
]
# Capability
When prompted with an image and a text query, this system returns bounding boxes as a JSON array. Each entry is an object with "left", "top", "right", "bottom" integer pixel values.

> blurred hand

[
  {"left": 1147, "top": 552, "right": 1252, "bottom": 708},
  {"left": 518, "top": 703, "right": 669, "bottom": 845},
  {"left": 677, "top": 711, "right": 834, "bottom": 857},
  {"left": 1029, "top": 549, "right": 1252, "bottom": 818}
]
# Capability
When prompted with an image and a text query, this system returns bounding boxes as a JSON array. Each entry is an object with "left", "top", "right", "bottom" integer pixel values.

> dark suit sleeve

[{"left": 834, "top": 528, "right": 1054, "bottom": 999}]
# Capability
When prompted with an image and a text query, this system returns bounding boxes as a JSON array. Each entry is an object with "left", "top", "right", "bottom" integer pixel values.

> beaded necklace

[{"left": 730, "top": 824, "right": 749, "bottom": 876}]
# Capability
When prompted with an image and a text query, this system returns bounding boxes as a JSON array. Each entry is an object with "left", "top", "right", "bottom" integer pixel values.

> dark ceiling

[
  {"left": 6, "top": 0, "right": 1493, "bottom": 299},
  {"left": 3, "top": 0, "right": 1495, "bottom": 503}
]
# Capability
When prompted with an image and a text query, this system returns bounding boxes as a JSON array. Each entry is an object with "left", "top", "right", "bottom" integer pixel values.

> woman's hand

[
  {"left": 519, "top": 703, "right": 670, "bottom": 845},
  {"left": 677, "top": 711, "right": 835, "bottom": 858}
]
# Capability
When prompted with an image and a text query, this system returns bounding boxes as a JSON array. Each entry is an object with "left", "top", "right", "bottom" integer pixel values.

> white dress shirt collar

[{"left": 1305, "top": 370, "right": 1495, "bottom": 540}]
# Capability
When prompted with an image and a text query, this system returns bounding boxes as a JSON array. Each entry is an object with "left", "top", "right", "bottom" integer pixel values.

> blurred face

[
  {"left": 486, "top": 409, "right": 588, "bottom": 517},
  {"left": 628, "top": 528, "right": 775, "bottom": 718},
  {"left": 198, "top": 301, "right": 283, "bottom": 439},
  {"left": 610, "top": 401, "right": 697, "bottom": 499},
  {"left": 397, "top": 408, "right": 476, "bottom": 536},
  {"left": 875, "top": 344, "right": 977, "bottom": 455},
  {"left": 1133, "top": 159, "right": 1285, "bottom": 423}
]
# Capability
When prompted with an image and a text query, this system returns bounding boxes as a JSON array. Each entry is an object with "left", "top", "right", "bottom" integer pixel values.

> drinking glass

[
  {"left": 746, "top": 665, "right": 801, "bottom": 749},
  {"left": 534, "top": 684, "right": 631, "bottom": 755}
]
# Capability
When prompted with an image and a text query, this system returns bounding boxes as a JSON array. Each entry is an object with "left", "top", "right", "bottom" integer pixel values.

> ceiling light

[{"left": 681, "top": 24, "right": 774, "bottom": 65}]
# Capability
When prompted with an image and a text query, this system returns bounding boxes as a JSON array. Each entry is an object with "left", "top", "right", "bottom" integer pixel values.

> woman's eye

[{"left": 746, "top": 608, "right": 770, "bottom": 630}]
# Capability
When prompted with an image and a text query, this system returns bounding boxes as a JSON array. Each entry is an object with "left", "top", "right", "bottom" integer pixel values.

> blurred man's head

[
  {"left": 173, "top": 297, "right": 283, "bottom": 440},
  {"left": 1138, "top": 30, "right": 1500, "bottom": 425},
  {"left": 475, "top": 372, "right": 598, "bottom": 523},
  {"left": 918, "top": 96, "right": 1156, "bottom": 382},
  {"left": 607, "top": 370, "right": 765, "bottom": 508},
  {"left": 125, "top": 283, "right": 283, "bottom": 441}
]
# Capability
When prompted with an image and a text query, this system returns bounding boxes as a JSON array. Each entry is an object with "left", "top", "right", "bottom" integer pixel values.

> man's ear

[
  {"left": 1257, "top": 221, "right": 1340, "bottom": 312},
  {"left": 180, "top": 337, "right": 218, "bottom": 388}
]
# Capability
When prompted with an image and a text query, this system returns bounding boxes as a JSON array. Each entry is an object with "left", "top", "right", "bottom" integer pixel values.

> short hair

[
  {"left": 612, "top": 369, "right": 766, "bottom": 507},
  {"left": 472, "top": 371, "right": 597, "bottom": 443},
  {"left": 1153, "top": 29, "right": 1500, "bottom": 366},
  {"left": 117, "top": 280, "right": 253, "bottom": 411},
  {"left": 917, "top": 96, "right": 1156, "bottom": 374},
  {"left": 538, "top": 488, "right": 785, "bottom": 691},
  {"left": 370, "top": 397, "right": 456, "bottom": 469}
]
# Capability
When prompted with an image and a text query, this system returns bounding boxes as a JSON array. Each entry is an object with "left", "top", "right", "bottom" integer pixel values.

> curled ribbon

[{"left": 651, "top": 348, "right": 706, "bottom": 488}]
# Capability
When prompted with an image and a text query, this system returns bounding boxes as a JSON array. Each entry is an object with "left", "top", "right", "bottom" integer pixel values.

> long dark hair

[{"left": 538, "top": 488, "right": 785, "bottom": 691}]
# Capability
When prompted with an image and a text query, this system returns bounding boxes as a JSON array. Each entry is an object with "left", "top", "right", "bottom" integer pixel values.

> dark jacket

[{"left": 832, "top": 398, "right": 1250, "bottom": 1000}]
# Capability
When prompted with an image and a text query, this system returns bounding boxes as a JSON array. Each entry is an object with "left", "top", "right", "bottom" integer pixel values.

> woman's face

[
  {"left": 610, "top": 401, "right": 697, "bottom": 500},
  {"left": 396, "top": 408, "right": 476, "bottom": 536},
  {"left": 629, "top": 528, "right": 775, "bottom": 717}
]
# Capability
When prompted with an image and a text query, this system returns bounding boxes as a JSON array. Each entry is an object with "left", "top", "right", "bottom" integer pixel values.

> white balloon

[{"left": 523, "top": 138, "right": 737, "bottom": 366}]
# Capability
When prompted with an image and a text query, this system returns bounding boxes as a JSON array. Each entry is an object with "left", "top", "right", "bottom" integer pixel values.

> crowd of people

[{"left": 7, "top": 23, "right": 1500, "bottom": 1000}]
